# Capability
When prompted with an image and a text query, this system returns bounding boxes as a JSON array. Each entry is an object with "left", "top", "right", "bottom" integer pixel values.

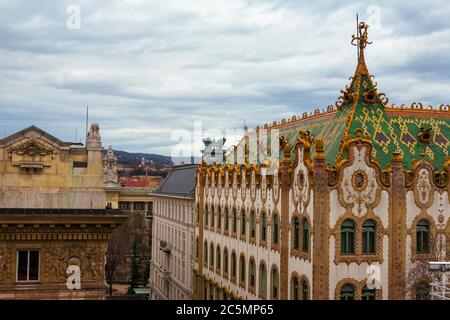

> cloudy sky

[{"left": 1, "top": 0, "right": 449, "bottom": 157}]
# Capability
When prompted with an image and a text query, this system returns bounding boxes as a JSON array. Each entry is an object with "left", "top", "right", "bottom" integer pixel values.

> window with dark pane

[
  {"left": 362, "top": 219, "right": 376, "bottom": 254},
  {"left": 259, "top": 264, "right": 267, "bottom": 296},
  {"left": 340, "top": 284, "right": 355, "bottom": 300},
  {"left": 261, "top": 212, "right": 267, "bottom": 241},
  {"left": 225, "top": 207, "right": 229, "bottom": 231},
  {"left": 231, "top": 252, "right": 237, "bottom": 278},
  {"left": 217, "top": 207, "right": 221, "bottom": 228},
  {"left": 341, "top": 219, "right": 356, "bottom": 254},
  {"left": 239, "top": 255, "right": 245, "bottom": 283},
  {"left": 292, "top": 276, "right": 299, "bottom": 300},
  {"left": 249, "top": 259, "right": 256, "bottom": 288},
  {"left": 17, "top": 250, "right": 39, "bottom": 282},
  {"left": 273, "top": 214, "right": 279, "bottom": 245},
  {"left": 416, "top": 220, "right": 430, "bottom": 254},
  {"left": 302, "top": 218, "right": 309, "bottom": 252},
  {"left": 301, "top": 280, "right": 309, "bottom": 300},
  {"left": 293, "top": 217, "right": 300, "bottom": 250},
  {"left": 250, "top": 210, "right": 256, "bottom": 239},
  {"left": 241, "top": 209, "right": 246, "bottom": 236},
  {"left": 232, "top": 208, "right": 237, "bottom": 233},
  {"left": 361, "top": 285, "right": 376, "bottom": 300},
  {"left": 223, "top": 249, "right": 228, "bottom": 274}
]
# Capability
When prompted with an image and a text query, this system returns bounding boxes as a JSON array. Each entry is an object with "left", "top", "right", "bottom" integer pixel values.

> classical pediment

[
  {"left": 0, "top": 125, "right": 70, "bottom": 150},
  {"left": 7, "top": 139, "right": 56, "bottom": 173},
  {"left": 8, "top": 139, "right": 55, "bottom": 156}
]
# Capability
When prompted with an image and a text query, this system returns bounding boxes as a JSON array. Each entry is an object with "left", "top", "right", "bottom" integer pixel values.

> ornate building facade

[
  {"left": 193, "top": 22, "right": 450, "bottom": 300},
  {"left": 0, "top": 124, "right": 126, "bottom": 299},
  {"left": 149, "top": 164, "right": 197, "bottom": 300}
]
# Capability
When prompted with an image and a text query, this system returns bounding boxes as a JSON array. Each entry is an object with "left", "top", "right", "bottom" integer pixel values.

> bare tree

[
  {"left": 406, "top": 235, "right": 446, "bottom": 300},
  {"left": 106, "top": 225, "right": 129, "bottom": 296}
]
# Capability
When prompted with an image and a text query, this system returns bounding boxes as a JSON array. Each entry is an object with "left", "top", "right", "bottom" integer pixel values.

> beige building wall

[
  {"left": 0, "top": 125, "right": 105, "bottom": 209},
  {"left": 150, "top": 194, "right": 195, "bottom": 300}
]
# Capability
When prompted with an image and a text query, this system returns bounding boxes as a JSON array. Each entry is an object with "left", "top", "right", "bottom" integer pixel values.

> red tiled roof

[{"left": 121, "top": 180, "right": 148, "bottom": 187}]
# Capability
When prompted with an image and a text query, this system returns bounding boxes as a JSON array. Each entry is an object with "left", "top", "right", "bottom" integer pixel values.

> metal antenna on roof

[
  {"left": 356, "top": 13, "right": 359, "bottom": 60},
  {"left": 85, "top": 105, "right": 89, "bottom": 143}
]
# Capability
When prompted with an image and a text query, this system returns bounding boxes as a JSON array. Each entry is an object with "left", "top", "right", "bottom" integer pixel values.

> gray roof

[{"left": 154, "top": 164, "right": 197, "bottom": 197}]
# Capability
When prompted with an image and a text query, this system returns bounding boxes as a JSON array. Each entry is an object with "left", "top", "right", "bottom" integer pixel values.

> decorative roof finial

[{"left": 351, "top": 18, "right": 372, "bottom": 75}]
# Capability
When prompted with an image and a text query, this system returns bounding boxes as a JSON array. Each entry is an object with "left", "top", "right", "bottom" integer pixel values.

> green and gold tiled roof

[{"left": 234, "top": 21, "right": 450, "bottom": 170}]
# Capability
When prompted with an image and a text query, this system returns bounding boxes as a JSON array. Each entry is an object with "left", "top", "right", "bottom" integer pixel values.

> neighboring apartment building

[
  {"left": 0, "top": 124, "right": 126, "bottom": 299},
  {"left": 149, "top": 164, "right": 197, "bottom": 300},
  {"left": 193, "top": 22, "right": 450, "bottom": 300}
]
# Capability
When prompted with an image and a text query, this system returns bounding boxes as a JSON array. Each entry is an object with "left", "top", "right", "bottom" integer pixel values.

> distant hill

[{"left": 108, "top": 149, "right": 174, "bottom": 167}]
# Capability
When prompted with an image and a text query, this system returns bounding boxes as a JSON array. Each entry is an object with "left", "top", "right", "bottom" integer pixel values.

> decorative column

[
  {"left": 279, "top": 138, "right": 292, "bottom": 300},
  {"left": 193, "top": 162, "right": 206, "bottom": 299},
  {"left": 389, "top": 151, "right": 407, "bottom": 299},
  {"left": 312, "top": 139, "right": 330, "bottom": 299}
]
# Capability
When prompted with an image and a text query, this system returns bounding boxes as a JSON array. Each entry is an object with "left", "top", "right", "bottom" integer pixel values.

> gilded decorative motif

[
  {"left": 339, "top": 145, "right": 380, "bottom": 216},
  {"left": 292, "top": 145, "right": 310, "bottom": 212},
  {"left": 414, "top": 167, "right": 433, "bottom": 208}
]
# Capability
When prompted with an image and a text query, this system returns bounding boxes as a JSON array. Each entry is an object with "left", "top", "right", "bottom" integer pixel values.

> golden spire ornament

[{"left": 351, "top": 17, "right": 372, "bottom": 75}]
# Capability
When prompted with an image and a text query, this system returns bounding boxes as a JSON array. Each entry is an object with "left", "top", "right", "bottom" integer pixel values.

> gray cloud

[{"left": 0, "top": 0, "right": 449, "bottom": 155}]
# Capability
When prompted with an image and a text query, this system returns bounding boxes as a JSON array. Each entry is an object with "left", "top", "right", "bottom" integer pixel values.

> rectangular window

[
  {"left": 73, "top": 161, "right": 88, "bottom": 168},
  {"left": 134, "top": 202, "right": 145, "bottom": 210},
  {"left": 147, "top": 202, "right": 153, "bottom": 217},
  {"left": 119, "top": 202, "right": 130, "bottom": 210},
  {"left": 17, "top": 250, "right": 40, "bottom": 282}
]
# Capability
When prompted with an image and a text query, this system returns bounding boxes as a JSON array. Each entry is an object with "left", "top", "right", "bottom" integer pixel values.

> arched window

[
  {"left": 203, "top": 241, "right": 208, "bottom": 266},
  {"left": 362, "top": 219, "right": 376, "bottom": 254},
  {"left": 231, "top": 251, "right": 237, "bottom": 279},
  {"left": 239, "top": 255, "right": 246, "bottom": 284},
  {"left": 292, "top": 275, "right": 300, "bottom": 300},
  {"left": 223, "top": 248, "right": 229, "bottom": 275},
  {"left": 341, "top": 219, "right": 356, "bottom": 254},
  {"left": 273, "top": 214, "right": 279, "bottom": 245},
  {"left": 211, "top": 206, "right": 215, "bottom": 227},
  {"left": 250, "top": 210, "right": 256, "bottom": 239},
  {"left": 261, "top": 212, "right": 267, "bottom": 241},
  {"left": 340, "top": 284, "right": 356, "bottom": 300},
  {"left": 217, "top": 207, "right": 222, "bottom": 229},
  {"left": 293, "top": 217, "right": 300, "bottom": 250},
  {"left": 249, "top": 258, "right": 256, "bottom": 289},
  {"left": 225, "top": 207, "right": 229, "bottom": 231},
  {"left": 415, "top": 282, "right": 430, "bottom": 300},
  {"left": 361, "top": 284, "right": 376, "bottom": 300},
  {"left": 216, "top": 245, "right": 221, "bottom": 272},
  {"left": 416, "top": 220, "right": 430, "bottom": 254},
  {"left": 241, "top": 209, "right": 246, "bottom": 236},
  {"left": 209, "top": 243, "right": 214, "bottom": 268},
  {"left": 259, "top": 262, "right": 267, "bottom": 297},
  {"left": 271, "top": 266, "right": 279, "bottom": 299},
  {"left": 302, "top": 218, "right": 309, "bottom": 252},
  {"left": 204, "top": 205, "right": 209, "bottom": 226},
  {"left": 232, "top": 208, "right": 237, "bottom": 233},
  {"left": 301, "top": 279, "right": 309, "bottom": 300}
]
